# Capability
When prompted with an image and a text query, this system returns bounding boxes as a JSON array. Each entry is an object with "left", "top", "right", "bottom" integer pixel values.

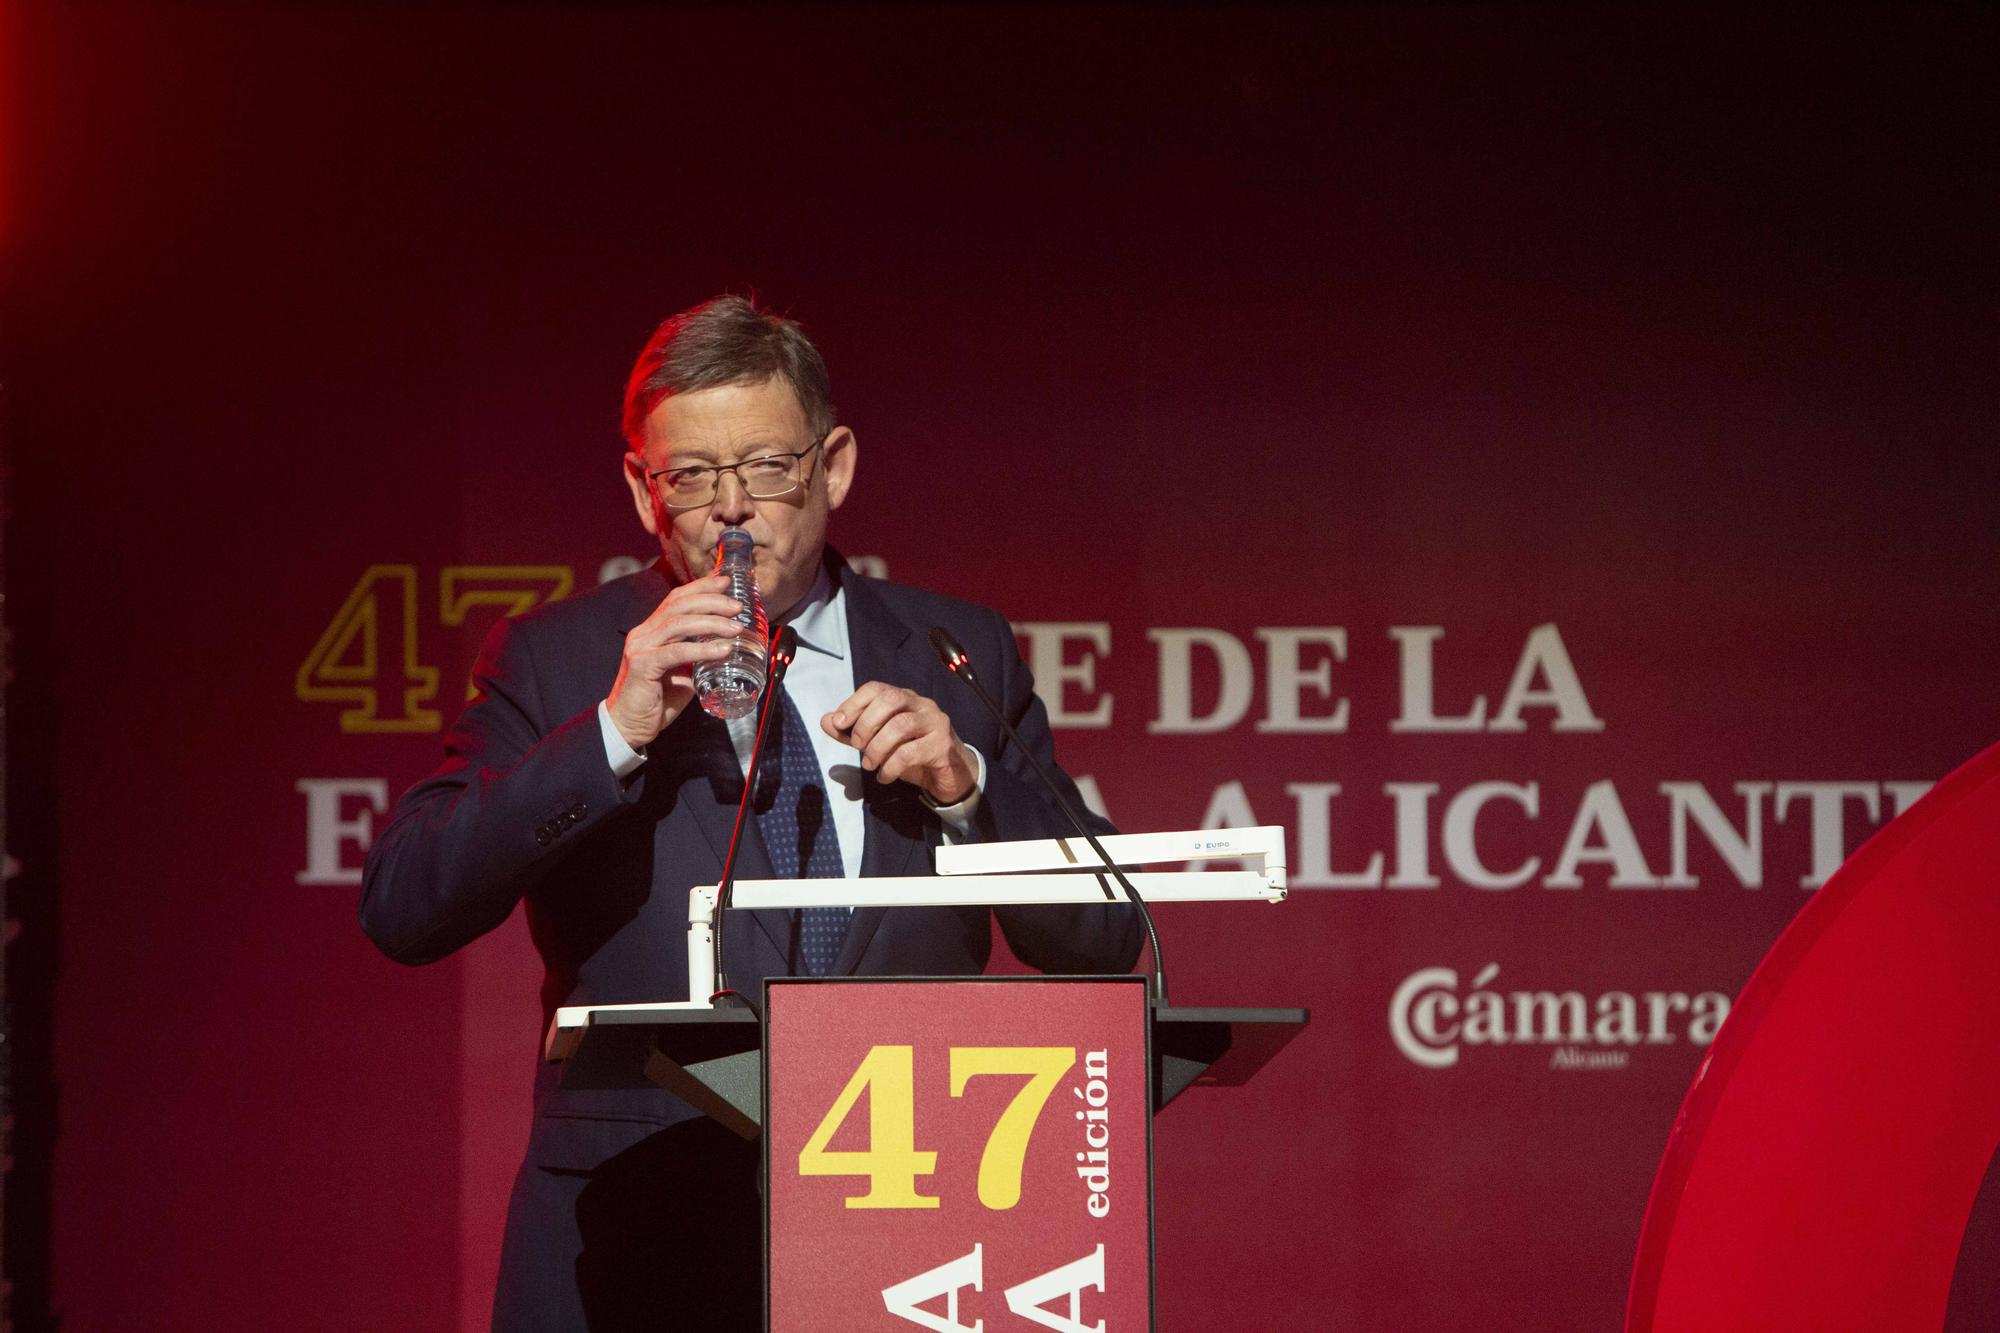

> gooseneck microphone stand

[
  {"left": 710, "top": 624, "right": 798, "bottom": 1006},
  {"left": 927, "top": 626, "right": 1170, "bottom": 1006}
]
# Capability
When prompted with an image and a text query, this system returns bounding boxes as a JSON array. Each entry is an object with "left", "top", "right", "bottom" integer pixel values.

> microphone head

[
  {"left": 769, "top": 624, "right": 799, "bottom": 676},
  {"left": 927, "top": 626, "right": 976, "bottom": 682}
]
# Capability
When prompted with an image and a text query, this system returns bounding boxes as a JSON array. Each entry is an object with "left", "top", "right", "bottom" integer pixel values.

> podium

[
  {"left": 544, "top": 828, "right": 1308, "bottom": 1330},
  {"left": 549, "top": 993, "right": 1307, "bottom": 1138}
]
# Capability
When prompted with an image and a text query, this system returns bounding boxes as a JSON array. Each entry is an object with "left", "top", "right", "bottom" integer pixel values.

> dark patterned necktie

[{"left": 755, "top": 682, "right": 848, "bottom": 975}]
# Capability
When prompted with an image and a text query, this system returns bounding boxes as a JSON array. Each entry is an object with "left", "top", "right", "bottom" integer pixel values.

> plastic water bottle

[{"left": 693, "top": 526, "right": 769, "bottom": 720}]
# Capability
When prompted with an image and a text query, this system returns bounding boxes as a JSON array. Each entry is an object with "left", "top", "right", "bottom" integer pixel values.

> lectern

[{"left": 545, "top": 826, "right": 1308, "bottom": 1331}]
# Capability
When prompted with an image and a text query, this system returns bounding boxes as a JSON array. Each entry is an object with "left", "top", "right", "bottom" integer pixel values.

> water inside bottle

[
  {"left": 695, "top": 526, "right": 768, "bottom": 718},
  {"left": 699, "top": 657, "right": 764, "bottom": 720}
]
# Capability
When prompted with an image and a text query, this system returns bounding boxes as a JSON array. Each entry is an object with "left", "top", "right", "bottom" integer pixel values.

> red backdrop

[{"left": 10, "top": 6, "right": 1997, "bottom": 1330}]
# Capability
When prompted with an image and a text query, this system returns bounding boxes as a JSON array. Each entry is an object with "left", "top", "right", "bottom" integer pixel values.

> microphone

[
  {"left": 769, "top": 624, "right": 801, "bottom": 681},
  {"left": 927, "top": 626, "right": 1169, "bottom": 1005},
  {"left": 711, "top": 624, "right": 799, "bottom": 1005}
]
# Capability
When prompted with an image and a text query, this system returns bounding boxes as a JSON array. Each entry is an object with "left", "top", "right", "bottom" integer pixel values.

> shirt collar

[{"left": 777, "top": 562, "right": 848, "bottom": 662}]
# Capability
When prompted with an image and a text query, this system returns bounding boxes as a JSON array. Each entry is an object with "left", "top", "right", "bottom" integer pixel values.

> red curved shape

[{"left": 1627, "top": 739, "right": 2000, "bottom": 1330}]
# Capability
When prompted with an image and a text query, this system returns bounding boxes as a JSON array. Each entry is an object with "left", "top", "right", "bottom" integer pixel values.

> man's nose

[{"left": 711, "top": 469, "right": 756, "bottom": 524}]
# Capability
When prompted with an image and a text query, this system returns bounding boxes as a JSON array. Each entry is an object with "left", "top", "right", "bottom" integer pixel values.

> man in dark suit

[{"left": 361, "top": 295, "right": 1140, "bottom": 1330}]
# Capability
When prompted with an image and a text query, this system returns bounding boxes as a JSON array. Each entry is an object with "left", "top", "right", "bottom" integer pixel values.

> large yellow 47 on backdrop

[{"left": 295, "top": 564, "right": 573, "bottom": 731}]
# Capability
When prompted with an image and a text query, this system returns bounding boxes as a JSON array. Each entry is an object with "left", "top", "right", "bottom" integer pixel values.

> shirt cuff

[
  {"left": 597, "top": 700, "right": 648, "bottom": 779},
  {"left": 922, "top": 743, "right": 986, "bottom": 838}
]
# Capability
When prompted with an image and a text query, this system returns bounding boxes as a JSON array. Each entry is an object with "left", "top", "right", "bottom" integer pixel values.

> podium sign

[{"left": 765, "top": 976, "right": 1154, "bottom": 1331}]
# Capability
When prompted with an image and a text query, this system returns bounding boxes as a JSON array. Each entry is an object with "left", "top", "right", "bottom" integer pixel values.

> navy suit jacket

[{"left": 362, "top": 551, "right": 1140, "bottom": 1168}]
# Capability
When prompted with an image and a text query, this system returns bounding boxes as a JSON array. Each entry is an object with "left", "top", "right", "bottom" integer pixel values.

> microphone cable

[{"left": 928, "top": 626, "right": 1169, "bottom": 1006}]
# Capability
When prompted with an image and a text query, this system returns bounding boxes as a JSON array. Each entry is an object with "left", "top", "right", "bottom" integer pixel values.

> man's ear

[
  {"left": 822, "top": 426, "right": 857, "bottom": 511},
  {"left": 623, "top": 452, "right": 661, "bottom": 536}
]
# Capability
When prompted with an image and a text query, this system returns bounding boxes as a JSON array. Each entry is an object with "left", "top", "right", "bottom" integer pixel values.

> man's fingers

[
  {"left": 877, "top": 730, "right": 945, "bottom": 785},
  {"left": 625, "top": 612, "right": 745, "bottom": 652},
  {"left": 877, "top": 730, "right": 956, "bottom": 789},
  {"left": 631, "top": 599, "right": 744, "bottom": 641},
  {"left": 628, "top": 638, "right": 739, "bottom": 681},
  {"left": 859, "top": 712, "right": 924, "bottom": 770},
  {"left": 845, "top": 688, "right": 920, "bottom": 752},
  {"left": 634, "top": 575, "right": 741, "bottom": 634},
  {"left": 668, "top": 594, "right": 745, "bottom": 620},
  {"left": 669, "top": 572, "right": 734, "bottom": 600},
  {"left": 653, "top": 573, "right": 732, "bottom": 611},
  {"left": 819, "top": 679, "right": 971, "bottom": 802},
  {"left": 826, "top": 682, "right": 954, "bottom": 752},
  {"left": 824, "top": 680, "right": 889, "bottom": 737}
]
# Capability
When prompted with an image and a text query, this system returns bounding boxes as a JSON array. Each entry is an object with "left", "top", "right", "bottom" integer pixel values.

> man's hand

[
  {"left": 823, "top": 682, "right": 977, "bottom": 806},
  {"left": 604, "top": 574, "right": 746, "bottom": 750}
]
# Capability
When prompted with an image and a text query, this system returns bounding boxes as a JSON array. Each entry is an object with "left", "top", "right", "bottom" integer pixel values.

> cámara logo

[{"left": 1389, "top": 963, "right": 1731, "bottom": 1070}]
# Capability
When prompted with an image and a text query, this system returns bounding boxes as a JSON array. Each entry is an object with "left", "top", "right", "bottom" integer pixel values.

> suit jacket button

[
  {"left": 574, "top": 803, "right": 588, "bottom": 818},
  {"left": 536, "top": 827, "right": 552, "bottom": 846}
]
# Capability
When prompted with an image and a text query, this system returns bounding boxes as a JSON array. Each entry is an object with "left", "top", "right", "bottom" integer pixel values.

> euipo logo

[{"left": 1389, "top": 964, "right": 1731, "bottom": 1070}]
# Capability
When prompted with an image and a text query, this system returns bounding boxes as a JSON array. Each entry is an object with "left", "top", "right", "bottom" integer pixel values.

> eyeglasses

[{"left": 647, "top": 435, "right": 828, "bottom": 511}]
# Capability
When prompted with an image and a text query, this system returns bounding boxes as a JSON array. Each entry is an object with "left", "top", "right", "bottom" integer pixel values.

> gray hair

[{"left": 621, "top": 294, "right": 836, "bottom": 446}]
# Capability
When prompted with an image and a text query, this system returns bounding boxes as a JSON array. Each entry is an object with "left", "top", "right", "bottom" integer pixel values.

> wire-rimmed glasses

[{"left": 647, "top": 435, "right": 827, "bottom": 511}]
